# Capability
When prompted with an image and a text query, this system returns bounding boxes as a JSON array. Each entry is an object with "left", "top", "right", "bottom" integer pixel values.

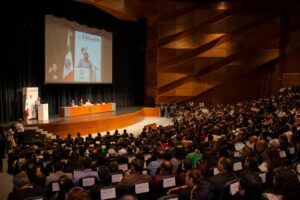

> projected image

[
  {"left": 45, "top": 15, "right": 112, "bottom": 84},
  {"left": 74, "top": 31, "right": 101, "bottom": 82}
]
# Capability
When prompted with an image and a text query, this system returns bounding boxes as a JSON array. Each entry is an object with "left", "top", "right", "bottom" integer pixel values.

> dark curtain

[{"left": 0, "top": 0, "right": 146, "bottom": 123}]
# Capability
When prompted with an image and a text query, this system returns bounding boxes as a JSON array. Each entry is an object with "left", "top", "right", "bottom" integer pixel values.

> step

[{"left": 25, "top": 126, "right": 39, "bottom": 130}]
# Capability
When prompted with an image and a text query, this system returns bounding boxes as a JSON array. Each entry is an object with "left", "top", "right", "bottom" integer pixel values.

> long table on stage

[{"left": 60, "top": 103, "right": 116, "bottom": 117}]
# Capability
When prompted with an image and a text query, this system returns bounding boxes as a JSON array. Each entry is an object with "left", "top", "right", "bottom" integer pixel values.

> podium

[
  {"left": 74, "top": 68, "right": 90, "bottom": 82},
  {"left": 38, "top": 103, "right": 49, "bottom": 121}
]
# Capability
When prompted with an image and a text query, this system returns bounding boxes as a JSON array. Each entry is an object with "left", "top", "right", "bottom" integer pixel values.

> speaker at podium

[{"left": 38, "top": 103, "right": 49, "bottom": 121}]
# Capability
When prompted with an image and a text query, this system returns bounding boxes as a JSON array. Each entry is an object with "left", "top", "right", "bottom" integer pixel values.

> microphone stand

[{"left": 92, "top": 65, "right": 100, "bottom": 82}]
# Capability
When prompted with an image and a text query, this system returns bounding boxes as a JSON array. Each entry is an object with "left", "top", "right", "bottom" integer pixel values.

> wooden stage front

[{"left": 26, "top": 107, "right": 160, "bottom": 138}]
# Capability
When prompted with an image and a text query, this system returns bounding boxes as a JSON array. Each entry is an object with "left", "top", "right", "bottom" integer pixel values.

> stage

[{"left": 25, "top": 106, "right": 160, "bottom": 138}]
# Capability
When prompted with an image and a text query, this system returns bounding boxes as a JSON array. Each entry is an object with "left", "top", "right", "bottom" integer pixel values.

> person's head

[
  {"left": 120, "top": 194, "right": 138, "bottom": 200},
  {"left": 130, "top": 158, "right": 144, "bottom": 173},
  {"left": 239, "top": 171, "right": 263, "bottom": 199},
  {"left": 59, "top": 175, "right": 74, "bottom": 194},
  {"left": 186, "top": 168, "right": 203, "bottom": 187},
  {"left": 255, "top": 140, "right": 267, "bottom": 153},
  {"left": 217, "top": 157, "right": 233, "bottom": 173},
  {"left": 52, "top": 64, "right": 57, "bottom": 71},
  {"left": 66, "top": 187, "right": 91, "bottom": 200},
  {"left": 83, "top": 52, "right": 89, "bottom": 61},
  {"left": 160, "top": 160, "right": 173, "bottom": 174},
  {"left": 243, "top": 154, "right": 259, "bottom": 171},
  {"left": 97, "top": 166, "right": 111, "bottom": 184},
  {"left": 182, "top": 159, "right": 193, "bottom": 171},
  {"left": 13, "top": 172, "right": 30, "bottom": 190}
]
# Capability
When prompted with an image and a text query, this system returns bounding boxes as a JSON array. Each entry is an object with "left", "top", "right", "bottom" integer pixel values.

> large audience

[{"left": 1, "top": 87, "right": 300, "bottom": 200}]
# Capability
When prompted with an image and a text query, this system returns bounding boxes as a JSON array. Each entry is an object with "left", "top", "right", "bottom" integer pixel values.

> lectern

[{"left": 38, "top": 103, "right": 49, "bottom": 121}]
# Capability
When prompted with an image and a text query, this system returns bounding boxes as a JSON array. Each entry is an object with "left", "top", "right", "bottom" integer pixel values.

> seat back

[
  {"left": 100, "top": 186, "right": 117, "bottom": 200},
  {"left": 155, "top": 176, "right": 177, "bottom": 199},
  {"left": 46, "top": 181, "right": 60, "bottom": 198},
  {"left": 78, "top": 176, "right": 98, "bottom": 189},
  {"left": 131, "top": 180, "right": 152, "bottom": 200},
  {"left": 23, "top": 196, "right": 46, "bottom": 200},
  {"left": 157, "top": 194, "right": 180, "bottom": 200},
  {"left": 110, "top": 172, "right": 123, "bottom": 184},
  {"left": 218, "top": 179, "right": 240, "bottom": 200}
]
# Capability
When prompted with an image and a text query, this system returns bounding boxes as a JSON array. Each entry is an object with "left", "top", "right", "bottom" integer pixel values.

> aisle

[{"left": 0, "top": 158, "right": 13, "bottom": 200}]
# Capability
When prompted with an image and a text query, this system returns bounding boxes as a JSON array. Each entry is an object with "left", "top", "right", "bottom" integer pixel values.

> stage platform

[{"left": 25, "top": 106, "right": 160, "bottom": 138}]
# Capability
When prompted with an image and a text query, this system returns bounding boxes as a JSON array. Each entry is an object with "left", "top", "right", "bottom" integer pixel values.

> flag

[{"left": 63, "top": 29, "right": 74, "bottom": 81}]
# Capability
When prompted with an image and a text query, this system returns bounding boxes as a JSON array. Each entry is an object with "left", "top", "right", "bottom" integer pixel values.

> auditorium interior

[{"left": 1, "top": 0, "right": 300, "bottom": 200}]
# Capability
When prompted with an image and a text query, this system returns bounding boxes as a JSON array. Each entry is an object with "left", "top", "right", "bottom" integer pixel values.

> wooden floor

[{"left": 26, "top": 106, "right": 160, "bottom": 138}]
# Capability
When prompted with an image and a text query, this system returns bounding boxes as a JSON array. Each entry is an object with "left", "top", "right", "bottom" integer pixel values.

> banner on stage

[{"left": 23, "top": 87, "right": 39, "bottom": 120}]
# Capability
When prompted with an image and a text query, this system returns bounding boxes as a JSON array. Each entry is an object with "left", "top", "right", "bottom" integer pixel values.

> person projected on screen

[
  {"left": 78, "top": 49, "right": 93, "bottom": 69},
  {"left": 77, "top": 48, "right": 94, "bottom": 81},
  {"left": 48, "top": 63, "right": 58, "bottom": 81}
]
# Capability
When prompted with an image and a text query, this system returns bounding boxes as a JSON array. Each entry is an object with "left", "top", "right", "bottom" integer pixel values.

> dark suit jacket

[
  {"left": 208, "top": 171, "right": 238, "bottom": 192},
  {"left": 7, "top": 186, "right": 45, "bottom": 200}
]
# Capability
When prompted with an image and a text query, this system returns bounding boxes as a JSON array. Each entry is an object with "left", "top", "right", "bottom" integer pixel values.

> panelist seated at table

[
  {"left": 79, "top": 99, "right": 84, "bottom": 106},
  {"left": 70, "top": 99, "right": 76, "bottom": 107},
  {"left": 85, "top": 99, "right": 93, "bottom": 106}
]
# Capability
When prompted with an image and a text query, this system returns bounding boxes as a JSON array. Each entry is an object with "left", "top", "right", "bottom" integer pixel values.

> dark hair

[
  {"left": 188, "top": 168, "right": 203, "bottom": 185},
  {"left": 244, "top": 154, "right": 259, "bottom": 172},
  {"left": 131, "top": 158, "right": 144, "bottom": 172},
  {"left": 219, "top": 157, "right": 234, "bottom": 172},
  {"left": 188, "top": 169, "right": 211, "bottom": 200},
  {"left": 239, "top": 171, "right": 263, "bottom": 199},
  {"left": 53, "top": 162, "right": 64, "bottom": 172},
  {"left": 273, "top": 166, "right": 300, "bottom": 200},
  {"left": 66, "top": 187, "right": 91, "bottom": 200},
  {"left": 183, "top": 159, "right": 193, "bottom": 170},
  {"left": 97, "top": 166, "right": 111, "bottom": 185},
  {"left": 160, "top": 160, "right": 173, "bottom": 174}
]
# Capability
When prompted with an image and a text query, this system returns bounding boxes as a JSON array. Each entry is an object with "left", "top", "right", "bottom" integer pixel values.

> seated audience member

[
  {"left": 154, "top": 160, "right": 174, "bottom": 184},
  {"left": 208, "top": 157, "right": 237, "bottom": 192},
  {"left": 64, "top": 134, "right": 74, "bottom": 145},
  {"left": 189, "top": 169, "right": 212, "bottom": 200},
  {"left": 46, "top": 161, "right": 73, "bottom": 185},
  {"left": 74, "top": 158, "right": 99, "bottom": 186},
  {"left": 89, "top": 166, "right": 112, "bottom": 200},
  {"left": 8, "top": 172, "right": 45, "bottom": 200},
  {"left": 168, "top": 168, "right": 211, "bottom": 200},
  {"left": 147, "top": 148, "right": 165, "bottom": 176},
  {"left": 243, "top": 153, "right": 260, "bottom": 172},
  {"left": 177, "top": 159, "right": 193, "bottom": 185},
  {"left": 54, "top": 175, "right": 75, "bottom": 200},
  {"left": 66, "top": 187, "right": 91, "bottom": 200},
  {"left": 26, "top": 162, "right": 46, "bottom": 187},
  {"left": 186, "top": 146, "right": 203, "bottom": 166},
  {"left": 164, "top": 149, "right": 180, "bottom": 173},
  {"left": 118, "top": 158, "right": 152, "bottom": 193},
  {"left": 74, "top": 132, "right": 84, "bottom": 145},
  {"left": 238, "top": 171, "right": 264, "bottom": 200},
  {"left": 263, "top": 166, "right": 300, "bottom": 200}
]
